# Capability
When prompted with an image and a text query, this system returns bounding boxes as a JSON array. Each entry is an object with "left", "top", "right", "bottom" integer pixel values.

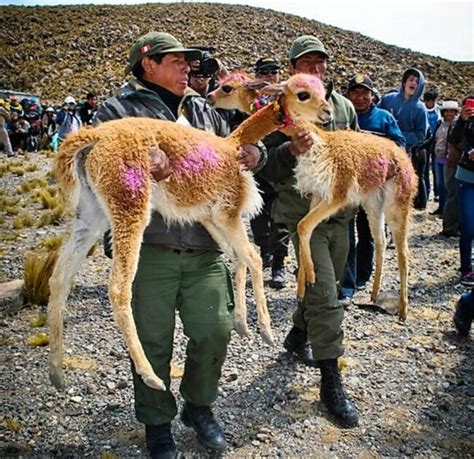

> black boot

[
  {"left": 283, "top": 326, "right": 318, "bottom": 367},
  {"left": 454, "top": 293, "right": 473, "bottom": 336},
  {"left": 318, "top": 359, "right": 359, "bottom": 428},
  {"left": 270, "top": 258, "right": 287, "bottom": 290},
  {"left": 181, "top": 402, "right": 228, "bottom": 450},
  {"left": 261, "top": 252, "right": 273, "bottom": 269},
  {"left": 145, "top": 423, "right": 177, "bottom": 459}
]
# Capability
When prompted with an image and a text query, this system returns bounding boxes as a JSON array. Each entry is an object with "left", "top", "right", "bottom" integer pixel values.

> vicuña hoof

[
  {"left": 234, "top": 320, "right": 249, "bottom": 338},
  {"left": 143, "top": 374, "right": 166, "bottom": 391},
  {"left": 260, "top": 328, "right": 274, "bottom": 345},
  {"left": 49, "top": 367, "right": 65, "bottom": 391}
]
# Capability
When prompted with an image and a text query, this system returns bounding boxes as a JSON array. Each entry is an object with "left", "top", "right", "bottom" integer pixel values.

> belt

[{"left": 147, "top": 244, "right": 198, "bottom": 254}]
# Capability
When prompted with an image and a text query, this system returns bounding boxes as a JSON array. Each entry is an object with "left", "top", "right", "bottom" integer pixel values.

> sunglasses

[
  {"left": 257, "top": 69, "right": 279, "bottom": 76},
  {"left": 189, "top": 72, "right": 212, "bottom": 78}
]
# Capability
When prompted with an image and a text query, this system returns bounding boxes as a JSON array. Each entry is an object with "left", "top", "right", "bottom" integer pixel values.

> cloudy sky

[{"left": 2, "top": 0, "right": 473, "bottom": 61}]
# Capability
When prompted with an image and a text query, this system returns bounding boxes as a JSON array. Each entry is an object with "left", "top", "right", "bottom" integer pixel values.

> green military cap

[
  {"left": 126, "top": 32, "right": 202, "bottom": 74},
  {"left": 289, "top": 35, "right": 330, "bottom": 61}
]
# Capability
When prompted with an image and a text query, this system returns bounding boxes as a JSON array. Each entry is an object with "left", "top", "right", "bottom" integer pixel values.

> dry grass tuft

[
  {"left": 13, "top": 212, "right": 34, "bottom": 229},
  {"left": 22, "top": 250, "right": 58, "bottom": 306},
  {"left": 24, "top": 163, "right": 38, "bottom": 173},
  {"left": 41, "top": 235, "right": 64, "bottom": 251},
  {"left": 9, "top": 165, "right": 25, "bottom": 176}
]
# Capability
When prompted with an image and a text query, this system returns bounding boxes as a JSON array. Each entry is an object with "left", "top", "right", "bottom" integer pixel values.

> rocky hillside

[{"left": 1, "top": 2, "right": 473, "bottom": 103}]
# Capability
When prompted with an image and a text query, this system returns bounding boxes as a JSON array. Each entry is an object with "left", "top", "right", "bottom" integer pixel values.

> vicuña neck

[{"left": 229, "top": 103, "right": 285, "bottom": 146}]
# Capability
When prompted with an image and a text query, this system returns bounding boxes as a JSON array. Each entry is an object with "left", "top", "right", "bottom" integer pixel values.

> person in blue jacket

[
  {"left": 379, "top": 68, "right": 429, "bottom": 209},
  {"left": 339, "top": 74, "right": 405, "bottom": 305}
]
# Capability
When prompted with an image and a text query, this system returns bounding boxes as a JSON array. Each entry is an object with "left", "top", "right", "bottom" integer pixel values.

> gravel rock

[{"left": 1, "top": 85, "right": 473, "bottom": 459}]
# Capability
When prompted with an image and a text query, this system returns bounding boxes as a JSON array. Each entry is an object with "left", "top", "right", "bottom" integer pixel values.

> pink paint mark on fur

[
  {"left": 176, "top": 143, "right": 220, "bottom": 175},
  {"left": 400, "top": 167, "right": 413, "bottom": 193},
  {"left": 362, "top": 157, "right": 389, "bottom": 190},
  {"left": 292, "top": 75, "right": 326, "bottom": 99},
  {"left": 123, "top": 166, "right": 144, "bottom": 196},
  {"left": 220, "top": 72, "right": 249, "bottom": 86}
]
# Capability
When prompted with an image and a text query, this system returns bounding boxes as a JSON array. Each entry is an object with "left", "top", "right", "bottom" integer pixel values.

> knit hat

[
  {"left": 126, "top": 32, "right": 202, "bottom": 74},
  {"left": 289, "top": 35, "right": 329, "bottom": 61}
]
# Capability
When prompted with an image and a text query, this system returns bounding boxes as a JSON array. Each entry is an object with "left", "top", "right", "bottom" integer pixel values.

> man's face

[
  {"left": 144, "top": 52, "right": 190, "bottom": 96},
  {"left": 403, "top": 75, "right": 419, "bottom": 98},
  {"left": 348, "top": 86, "right": 373, "bottom": 114},
  {"left": 290, "top": 52, "right": 327, "bottom": 79},
  {"left": 424, "top": 99, "right": 436, "bottom": 109},
  {"left": 189, "top": 75, "right": 211, "bottom": 96},
  {"left": 255, "top": 68, "right": 279, "bottom": 84},
  {"left": 88, "top": 96, "right": 98, "bottom": 108}
]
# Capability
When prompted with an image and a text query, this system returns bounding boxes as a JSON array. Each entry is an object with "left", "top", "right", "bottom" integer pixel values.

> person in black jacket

[{"left": 79, "top": 92, "right": 97, "bottom": 125}]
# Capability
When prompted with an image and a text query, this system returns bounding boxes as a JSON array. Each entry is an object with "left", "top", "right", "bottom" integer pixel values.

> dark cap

[
  {"left": 255, "top": 56, "right": 280, "bottom": 74},
  {"left": 126, "top": 32, "right": 202, "bottom": 74},
  {"left": 348, "top": 74, "right": 374, "bottom": 92},
  {"left": 289, "top": 35, "right": 329, "bottom": 61}
]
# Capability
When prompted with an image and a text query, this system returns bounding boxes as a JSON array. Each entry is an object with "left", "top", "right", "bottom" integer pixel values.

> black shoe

[
  {"left": 356, "top": 282, "right": 367, "bottom": 291},
  {"left": 181, "top": 403, "right": 228, "bottom": 451},
  {"left": 270, "top": 265, "right": 287, "bottom": 289},
  {"left": 261, "top": 252, "right": 273, "bottom": 269},
  {"left": 145, "top": 423, "right": 177, "bottom": 459},
  {"left": 318, "top": 359, "right": 359, "bottom": 428},
  {"left": 283, "top": 326, "right": 318, "bottom": 368},
  {"left": 454, "top": 294, "right": 473, "bottom": 336}
]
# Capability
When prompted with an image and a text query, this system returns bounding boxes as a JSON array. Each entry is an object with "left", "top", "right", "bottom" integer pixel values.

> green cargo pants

[
  {"left": 131, "top": 244, "right": 235, "bottom": 425},
  {"left": 288, "top": 218, "right": 350, "bottom": 360}
]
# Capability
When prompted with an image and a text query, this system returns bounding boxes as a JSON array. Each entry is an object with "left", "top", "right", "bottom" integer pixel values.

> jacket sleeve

[
  {"left": 448, "top": 118, "right": 467, "bottom": 146},
  {"left": 259, "top": 131, "right": 297, "bottom": 184},
  {"left": 56, "top": 110, "right": 66, "bottom": 125},
  {"left": 385, "top": 114, "right": 406, "bottom": 147},
  {"left": 405, "top": 107, "right": 428, "bottom": 148}
]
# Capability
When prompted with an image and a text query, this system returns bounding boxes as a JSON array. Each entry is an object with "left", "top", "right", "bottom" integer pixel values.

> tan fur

[
  {"left": 48, "top": 74, "right": 330, "bottom": 391},
  {"left": 210, "top": 72, "right": 417, "bottom": 320}
]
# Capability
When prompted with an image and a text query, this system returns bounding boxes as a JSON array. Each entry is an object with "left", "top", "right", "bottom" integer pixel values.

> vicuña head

[{"left": 208, "top": 72, "right": 332, "bottom": 125}]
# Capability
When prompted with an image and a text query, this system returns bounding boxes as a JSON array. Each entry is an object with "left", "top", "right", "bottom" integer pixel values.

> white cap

[
  {"left": 64, "top": 96, "right": 76, "bottom": 105},
  {"left": 440, "top": 100, "right": 460, "bottom": 112}
]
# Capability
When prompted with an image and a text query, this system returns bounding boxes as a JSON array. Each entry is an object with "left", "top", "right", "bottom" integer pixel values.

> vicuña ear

[
  {"left": 325, "top": 81, "right": 333, "bottom": 101},
  {"left": 260, "top": 83, "right": 285, "bottom": 96},
  {"left": 244, "top": 80, "right": 270, "bottom": 91}
]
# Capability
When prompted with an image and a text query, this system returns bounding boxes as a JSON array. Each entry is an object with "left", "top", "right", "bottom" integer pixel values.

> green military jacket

[{"left": 260, "top": 89, "right": 359, "bottom": 226}]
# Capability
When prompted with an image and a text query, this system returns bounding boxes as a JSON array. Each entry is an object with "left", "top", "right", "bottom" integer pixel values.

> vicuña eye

[
  {"left": 297, "top": 91, "right": 310, "bottom": 101},
  {"left": 221, "top": 86, "right": 233, "bottom": 94}
]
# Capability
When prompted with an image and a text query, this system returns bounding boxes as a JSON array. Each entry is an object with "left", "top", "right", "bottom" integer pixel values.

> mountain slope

[{"left": 0, "top": 2, "right": 472, "bottom": 102}]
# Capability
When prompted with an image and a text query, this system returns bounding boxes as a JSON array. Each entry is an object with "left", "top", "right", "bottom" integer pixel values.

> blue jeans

[
  {"left": 341, "top": 208, "right": 374, "bottom": 298},
  {"left": 456, "top": 179, "right": 474, "bottom": 273},
  {"left": 434, "top": 161, "right": 447, "bottom": 210}
]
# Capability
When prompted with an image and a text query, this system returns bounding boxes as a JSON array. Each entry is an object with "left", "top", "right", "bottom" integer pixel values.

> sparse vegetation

[
  {"left": 41, "top": 235, "right": 64, "bottom": 251},
  {"left": 13, "top": 212, "right": 34, "bottom": 229},
  {"left": 22, "top": 250, "right": 58, "bottom": 306}
]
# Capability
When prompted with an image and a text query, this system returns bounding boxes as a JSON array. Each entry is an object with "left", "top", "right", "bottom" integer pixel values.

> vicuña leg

[
  {"left": 48, "top": 186, "right": 109, "bottom": 390},
  {"left": 296, "top": 198, "right": 346, "bottom": 299},
  {"left": 108, "top": 204, "right": 166, "bottom": 391},
  {"left": 362, "top": 196, "right": 386, "bottom": 304},
  {"left": 200, "top": 219, "right": 248, "bottom": 337},
  {"left": 212, "top": 212, "right": 273, "bottom": 345},
  {"left": 385, "top": 203, "right": 411, "bottom": 320}
]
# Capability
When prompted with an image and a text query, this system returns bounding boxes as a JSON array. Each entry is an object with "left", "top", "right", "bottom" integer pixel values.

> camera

[{"left": 189, "top": 46, "right": 219, "bottom": 77}]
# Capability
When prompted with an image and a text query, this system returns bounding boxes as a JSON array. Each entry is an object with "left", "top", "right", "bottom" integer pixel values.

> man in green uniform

[
  {"left": 95, "top": 32, "right": 264, "bottom": 458},
  {"left": 260, "top": 35, "right": 359, "bottom": 428}
]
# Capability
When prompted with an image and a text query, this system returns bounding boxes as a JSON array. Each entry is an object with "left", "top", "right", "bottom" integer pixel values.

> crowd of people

[
  {"left": 0, "top": 92, "right": 98, "bottom": 156},
  {"left": 1, "top": 30, "right": 472, "bottom": 459}
]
